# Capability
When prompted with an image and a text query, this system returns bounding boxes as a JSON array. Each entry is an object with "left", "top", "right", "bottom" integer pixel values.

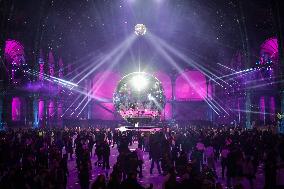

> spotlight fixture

[{"left": 134, "top": 24, "right": 147, "bottom": 36}]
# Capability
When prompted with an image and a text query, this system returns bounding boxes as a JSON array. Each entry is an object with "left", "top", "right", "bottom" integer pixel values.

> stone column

[
  {"left": 271, "top": 0, "right": 284, "bottom": 133},
  {"left": 280, "top": 91, "right": 284, "bottom": 133},
  {"left": 43, "top": 99, "right": 47, "bottom": 128},
  {"left": 5, "top": 97, "right": 12, "bottom": 125},
  {"left": 206, "top": 78, "right": 213, "bottom": 122},
  {"left": 245, "top": 92, "right": 252, "bottom": 129},
  {"left": 33, "top": 97, "right": 39, "bottom": 128},
  {"left": 170, "top": 72, "right": 177, "bottom": 120},
  {"left": 0, "top": 97, "right": 3, "bottom": 130},
  {"left": 237, "top": 97, "right": 241, "bottom": 124},
  {"left": 87, "top": 79, "right": 93, "bottom": 120},
  {"left": 265, "top": 96, "right": 271, "bottom": 124},
  {"left": 57, "top": 100, "right": 63, "bottom": 128}
]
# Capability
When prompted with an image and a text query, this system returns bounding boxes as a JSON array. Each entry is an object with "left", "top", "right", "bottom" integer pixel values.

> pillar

[
  {"left": 3, "top": 97, "right": 12, "bottom": 126},
  {"left": 271, "top": 0, "right": 284, "bottom": 133},
  {"left": 237, "top": 97, "right": 241, "bottom": 124},
  {"left": 269, "top": 96, "right": 276, "bottom": 122},
  {"left": 239, "top": 0, "right": 252, "bottom": 128},
  {"left": 264, "top": 96, "right": 271, "bottom": 124},
  {"left": 245, "top": 92, "right": 252, "bottom": 129},
  {"left": 57, "top": 101, "right": 63, "bottom": 127},
  {"left": 206, "top": 78, "right": 213, "bottom": 122},
  {"left": 87, "top": 79, "right": 93, "bottom": 120},
  {"left": 43, "top": 99, "right": 47, "bottom": 128},
  {"left": 259, "top": 96, "right": 265, "bottom": 125},
  {"left": 0, "top": 97, "right": 3, "bottom": 130},
  {"left": 280, "top": 91, "right": 284, "bottom": 133},
  {"left": 33, "top": 98, "right": 39, "bottom": 128},
  {"left": 170, "top": 73, "right": 176, "bottom": 120},
  {"left": 22, "top": 97, "right": 28, "bottom": 127}
]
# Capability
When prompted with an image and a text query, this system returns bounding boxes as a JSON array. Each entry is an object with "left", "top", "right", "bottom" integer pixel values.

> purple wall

[
  {"left": 175, "top": 102, "right": 208, "bottom": 120},
  {"left": 92, "top": 71, "right": 121, "bottom": 99},
  {"left": 175, "top": 71, "right": 211, "bottom": 101},
  {"left": 154, "top": 71, "right": 172, "bottom": 100},
  {"left": 91, "top": 72, "right": 120, "bottom": 119},
  {"left": 92, "top": 103, "right": 116, "bottom": 120},
  {"left": 12, "top": 97, "right": 21, "bottom": 121}
]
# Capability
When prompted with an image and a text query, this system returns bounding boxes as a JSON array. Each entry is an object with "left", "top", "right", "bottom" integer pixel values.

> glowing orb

[
  {"left": 134, "top": 24, "right": 147, "bottom": 36},
  {"left": 131, "top": 74, "right": 148, "bottom": 91},
  {"left": 113, "top": 72, "right": 166, "bottom": 124}
]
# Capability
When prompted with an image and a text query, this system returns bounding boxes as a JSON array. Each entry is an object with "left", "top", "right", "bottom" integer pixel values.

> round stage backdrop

[{"left": 113, "top": 72, "right": 166, "bottom": 124}]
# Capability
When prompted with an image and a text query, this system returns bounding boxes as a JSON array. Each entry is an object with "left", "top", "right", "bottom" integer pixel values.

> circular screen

[{"left": 113, "top": 72, "right": 166, "bottom": 124}]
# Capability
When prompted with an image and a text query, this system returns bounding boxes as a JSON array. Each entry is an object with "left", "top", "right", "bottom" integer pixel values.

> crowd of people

[{"left": 0, "top": 125, "right": 283, "bottom": 189}]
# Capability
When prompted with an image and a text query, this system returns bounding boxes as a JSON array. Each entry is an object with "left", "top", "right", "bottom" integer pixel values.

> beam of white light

[
  {"left": 148, "top": 33, "right": 228, "bottom": 86},
  {"left": 29, "top": 36, "right": 135, "bottom": 104},
  {"left": 245, "top": 79, "right": 284, "bottom": 89},
  {"left": 28, "top": 68, "right": 110, "bottom": 104},
  {"left": 68, "top": 54, "right": 105, "bottom": 81},
  {"left": 74, "top": 85, "right": 100, "bottom": 113},
  {"left": 74, "top": 96, "right": 88, "bottom": 112},
  {"left": 218, "top": 69, "right": 254, "bottom": 80},
  {"left": 77, "top": 99, "right": 91, "bottom": 117},
  {"left": 230, "top": 109, "right": 275, "bottom": 115},
  {"left": 148, "top": 34, "right": 231, "bottom": 115},
  {"left": 27, "top": 70, "right": 108, "bottom": 104},
  {"left": 54, "top": 49, "right": 104, "bottom": 77},
  {"left": 68, "top": 85, "right": 108, "bottom": 102},
  {"left": 27, "top": 70, "right": 78, "bottom": 88},
  {"left": 145, "top": 35, "right": 222, "bottom": 115},
  {"left": 148, "top": 94, "right": 163, "bottom": 111},
  {"left": 91, "top": 34, "right": 136, "bottom": 96},
  {"left": 29, "top": 69, "right": 107, "bottom": 101},
  {"left": 222, "top": 70, "right": 254, "bottom": 84},
  {"left": 245, "top": 75, "right": 279, "bottom": 84},
  {"left": 217, "top": 63, "right": 236, "bottom": 72},
  {"left": 76, "top": 34, "right": 137, "bottom": 84},
  {"left": 61, "top": 95, "right": 83, "bottom": 117},
  {"left": 149, "top": 39, "right": 222, "bottom": 114},
  {"left": 51, "top": 94, "right": 82, "bottom": 117},
  {"left": 212, "top": 68, "right": 253, "bottom": 81},
  {"left": 53, "top": 77, "right": 78, "bottom": 87}
]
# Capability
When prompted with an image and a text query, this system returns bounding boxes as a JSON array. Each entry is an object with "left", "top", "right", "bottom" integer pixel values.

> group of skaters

[{"left": 0, "top": 125, "right": 283, "bottom": 189}]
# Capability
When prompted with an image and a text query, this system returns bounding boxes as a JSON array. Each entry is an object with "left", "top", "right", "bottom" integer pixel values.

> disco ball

[
  {"left": 113, "top": 72, "right": 166, "bottom": 124},
  {"left": 134, "top": 24, "right": 147, "bottom": 36}
]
